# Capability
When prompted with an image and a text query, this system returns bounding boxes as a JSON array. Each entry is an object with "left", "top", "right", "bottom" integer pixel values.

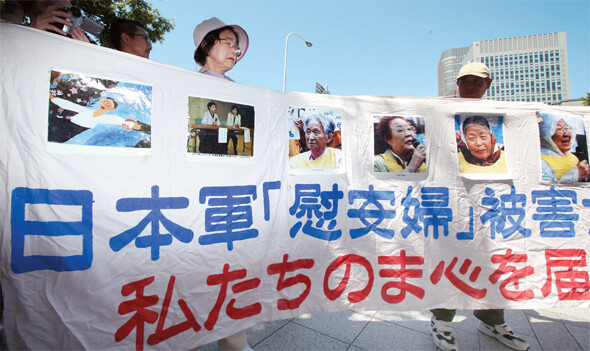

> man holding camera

[{"left": 19, "top": 0, "right": 90, "bottom": 42}]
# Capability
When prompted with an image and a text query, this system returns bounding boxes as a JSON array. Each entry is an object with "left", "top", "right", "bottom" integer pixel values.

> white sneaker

[
  {"left": 478, "top": 321, "right": 530, "bottom": 350},
  {"left": 430, "top": 316, "right": 458, "bottom": 351}
]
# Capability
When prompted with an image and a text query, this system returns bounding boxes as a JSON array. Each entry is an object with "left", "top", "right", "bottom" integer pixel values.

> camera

[{"left": 62, "top": 6, "right": 104, "bottom": 37}]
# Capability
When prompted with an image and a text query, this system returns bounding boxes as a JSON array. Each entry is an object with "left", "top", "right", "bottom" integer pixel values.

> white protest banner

[{"left": 1, "top": 24, "right": 589, "bottom": 350}]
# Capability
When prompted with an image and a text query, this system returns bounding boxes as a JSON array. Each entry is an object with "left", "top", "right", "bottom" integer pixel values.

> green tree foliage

[
  {"left": 72, "top": 0, "right": 175, "bottom": 47},
  {"left": 0, "top": 0, "right": 174, "bottom": 47},
  {"left": 582, "top": 92, "right": 590, "bottom": 106}
]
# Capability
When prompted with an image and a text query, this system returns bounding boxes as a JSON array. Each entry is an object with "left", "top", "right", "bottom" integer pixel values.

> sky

[{"left": 148, "top": 0, "right": 590, "bottom": 99}]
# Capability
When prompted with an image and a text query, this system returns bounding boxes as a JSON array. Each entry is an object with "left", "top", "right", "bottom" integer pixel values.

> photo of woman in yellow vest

[
  {"left": 455, "top": 115, "right": 508, "bottom": 174},
  {"left": 538, "top": 112, "right": 590, "bottom": 182},
  {"left": 289, "top": 114, "right": 342, "bottom": 169},
  {"left": 374, "top": 116, "right": 427, "bottom": 173}
]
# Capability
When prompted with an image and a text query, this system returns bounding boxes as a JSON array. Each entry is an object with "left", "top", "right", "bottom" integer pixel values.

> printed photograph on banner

[
  {"left": 288, "top": 106, "right": 343, "bottom": 173},
  {"left": 454, "top": 114, "right": 510, "bottom": 179},
  {"left": 187, "top": 97, "right": 254, "bottom": 158},
  {"left": 47, "top": 70, "right": 152, "bottom": 153},
  {"left": 373, "top": 115, "right": 427, "bottom": 178},
  {"left": 537, "top": 111, "right": 589, "bottom": 183}
]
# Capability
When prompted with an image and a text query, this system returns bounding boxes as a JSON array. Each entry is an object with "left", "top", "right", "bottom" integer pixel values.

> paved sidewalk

[
  {"left": 203, "top": 309, "right": 589, "bottom": 351},
  {"left": 1, "top": 309, "right": 587, "bottom": 350}
]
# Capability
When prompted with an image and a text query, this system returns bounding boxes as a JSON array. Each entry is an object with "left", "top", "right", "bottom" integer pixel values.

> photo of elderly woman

[
  {"left": 374, "top": 116, "right": 426, "bottom": 174},
  {"left": 288, "top": 107, "right": 343, "bottom": 173},
  {"left": 454, "top": 114, "right": 508, "bottom": 175},
  {"left": 537, "top": 112, "right": 589, "bottom": 182},
  {"left": 289, "top": 114, "right": 341, "bottom": 169}
]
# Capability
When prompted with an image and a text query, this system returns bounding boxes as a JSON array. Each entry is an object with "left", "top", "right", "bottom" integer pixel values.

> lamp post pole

[{"left": 283, "top": 32, "right": 312, "bottom": 92}]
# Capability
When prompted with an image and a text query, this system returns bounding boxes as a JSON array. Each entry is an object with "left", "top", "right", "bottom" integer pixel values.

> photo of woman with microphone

[{"left": 374, "top": 116, "right": 427, "bottom": 173}]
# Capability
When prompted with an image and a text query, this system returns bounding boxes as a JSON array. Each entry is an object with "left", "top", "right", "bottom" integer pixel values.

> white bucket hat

[{"left": 193, "top": 17, "right": 249, "bottom": 64}]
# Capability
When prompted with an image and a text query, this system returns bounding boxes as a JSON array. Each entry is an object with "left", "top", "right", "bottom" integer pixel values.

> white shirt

[
  {"left": 227, "top": 112, "right": 241, "bottom": 127},
  {"left": 52, "top": 98, "right": 123, "bottom": 128}
]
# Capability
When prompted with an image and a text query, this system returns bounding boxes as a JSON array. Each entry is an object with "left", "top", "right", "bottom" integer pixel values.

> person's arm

[
  {"left": 406, "top": 145, "right": 426, "bottom": 173},
  {"left": 235, "top": 114, "right": 241, "bottom": 127},
  {"left": 294, "top": 119, "right": 307, "bottom": 151},
  {"left": 93, "top": 114, "right": 124, "bottom": 126},
  {"left": 577, "top": 160, "right": 590, "bottom": 181},
  {"left": 51, "top": 97, "right": 84, "bottom": 114},
  {"left": 29, "top": 3, "right": 70, "bottom": 35},
  {"left": 29, "top": 4, "right": 89, "bottom": 42},
  {"left": 70, "top": 27, "right": 90, "bottom": 43}
]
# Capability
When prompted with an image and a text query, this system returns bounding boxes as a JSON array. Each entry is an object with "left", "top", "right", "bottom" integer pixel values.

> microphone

[{"left": 412, "top": 139, "right": 420, "bottom": 149}]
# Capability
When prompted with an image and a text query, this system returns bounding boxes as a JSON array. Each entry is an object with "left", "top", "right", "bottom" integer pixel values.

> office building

[
  {"left": 438, "top": 46, "right": 470, "bottom": 98},
  {"left": 438, "top": 32, "right": 569, "bottom": 104}
]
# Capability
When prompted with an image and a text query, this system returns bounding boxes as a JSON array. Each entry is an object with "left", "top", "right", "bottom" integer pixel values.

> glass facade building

[
  {"left": 438, "top": 32, "right": 569, "bottom": 104},
  {"left": 438, "top": 47, "right": 470, "bottom": 98}
]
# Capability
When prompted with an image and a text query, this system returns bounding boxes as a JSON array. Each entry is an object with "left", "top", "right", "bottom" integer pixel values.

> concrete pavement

[
  {"left": 202, "top": 309, "right": 589, "bottom": 351},
  {"left": 0, "top": 308, "right": 587, "bottom": 350}
]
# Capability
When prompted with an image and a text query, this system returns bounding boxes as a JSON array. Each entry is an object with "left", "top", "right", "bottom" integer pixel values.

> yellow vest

[
  {"left": 540, "top": 153, "right": 579, "bottom": 180},
  {"left": 379, "top": 151, "right": 426, "bottom": 173},
  {"left": 458, "top": 151, "right": 508, "bottom": 174},
  {"left": 290, "top": 148, "right": 341, "bottom": 169}
]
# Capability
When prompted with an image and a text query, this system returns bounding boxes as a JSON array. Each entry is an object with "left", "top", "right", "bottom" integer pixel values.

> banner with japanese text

[{"left": 1, "top": 24, "right": 590, "bottom": 350}]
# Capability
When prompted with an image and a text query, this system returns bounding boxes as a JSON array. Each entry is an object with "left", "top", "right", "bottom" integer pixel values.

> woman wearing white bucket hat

[
  {"left": 190, "top": 20, "right": 253, "bottom": 350},
  {"left": 193, "top": 17, "right": 249, "bottom": 82}
]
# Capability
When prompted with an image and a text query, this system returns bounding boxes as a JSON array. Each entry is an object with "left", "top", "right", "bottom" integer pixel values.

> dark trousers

[
  {"left": 431, "top": 308, "right": 505, "bottom": 325},
  {"left": 199, "top": 130, "right": 227, "bottom": 154},
  {"left": 198, "top": 130, "right": 215, "bottom": 154},
  {"left": 228, "top": 134, "right": 238, "bottom": 154}
]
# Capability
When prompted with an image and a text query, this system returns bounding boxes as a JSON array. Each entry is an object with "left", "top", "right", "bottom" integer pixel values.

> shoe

[
  {"left": 478, "top": 321, "right": 530, "bottom": 350},
  {"left": 430, "top": 316, "right": 458, "bottom": 351}
]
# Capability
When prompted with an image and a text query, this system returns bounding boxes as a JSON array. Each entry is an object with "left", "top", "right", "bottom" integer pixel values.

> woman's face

[
  {"left": 99, "top": 99, "right": 116, "bottom": 112},
  {"left": 232, "top": 107, "right": 238, "bottom": 115},
  {"left": 387, "top": 118, "right": 415, "bottom": 155},
  {"left": 551, "top": 119, "right": 572, "bottom": 154},
  {"left": 464, "top": 124, "right": 493, "bottom": 160},
  {"left": 305, "top": 119, "right": 331, "bottom": 156},
  {"left": 204, "top": 28, "right": 239, "bottom": 74}
]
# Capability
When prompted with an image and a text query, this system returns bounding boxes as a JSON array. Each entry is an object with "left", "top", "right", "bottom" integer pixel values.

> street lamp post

[{"left": 283, "top": 32, "right": 312, "bottom": 92}]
